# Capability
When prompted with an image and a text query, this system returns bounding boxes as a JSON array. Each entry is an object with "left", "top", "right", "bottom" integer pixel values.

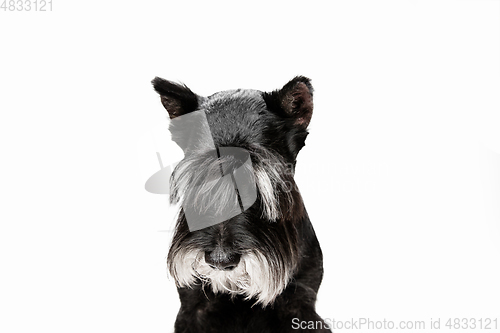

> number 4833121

[{"left": 1, "top": 0, "right": 52, "bottom": 11}]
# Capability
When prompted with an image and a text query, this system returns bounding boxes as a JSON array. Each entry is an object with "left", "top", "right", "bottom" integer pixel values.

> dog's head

[{"left": 152, "top": 76, "right": 314, "bottom": 306}]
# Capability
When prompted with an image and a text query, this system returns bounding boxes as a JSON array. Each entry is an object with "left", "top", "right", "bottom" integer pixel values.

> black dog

[{"left": 152, "top": 76, "right": 331, "bottom": 332}]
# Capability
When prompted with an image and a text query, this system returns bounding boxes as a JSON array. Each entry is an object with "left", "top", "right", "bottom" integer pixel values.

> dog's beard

[
  {"left": 168, "top": 145, "right": 298, "bottom": 306},
  {"left": 169, "top": 248, "right": 292, "bottom": 307}
]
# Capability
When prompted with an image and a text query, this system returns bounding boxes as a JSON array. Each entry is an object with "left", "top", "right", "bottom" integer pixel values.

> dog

[{"left": 151, "top": 76, "right": 331, "bottom": 332}]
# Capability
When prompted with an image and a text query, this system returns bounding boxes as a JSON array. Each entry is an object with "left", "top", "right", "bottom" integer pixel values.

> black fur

[
  {"left": 152, "top": 76, "right": 330, "bottom": 332},
  {"left": 152, "top": 77, "right": 199, "bottom": 118}
]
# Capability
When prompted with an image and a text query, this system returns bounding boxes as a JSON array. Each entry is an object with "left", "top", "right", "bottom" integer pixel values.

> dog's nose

[{"left": 205, "top": 250, "right": 241, "bottom": 271}]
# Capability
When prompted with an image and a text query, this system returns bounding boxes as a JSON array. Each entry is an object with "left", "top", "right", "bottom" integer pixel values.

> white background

[{"left": 1, "top": 1, "right": 499, "bottom": 332}]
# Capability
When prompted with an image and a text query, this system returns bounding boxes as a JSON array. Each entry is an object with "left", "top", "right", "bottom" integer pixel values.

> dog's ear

[
  {"left": 152, "top": 77, "right": 200, "bottom": 119},
  {"left": 263, "top": 76, "right": 314, "bottom": 129}
]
